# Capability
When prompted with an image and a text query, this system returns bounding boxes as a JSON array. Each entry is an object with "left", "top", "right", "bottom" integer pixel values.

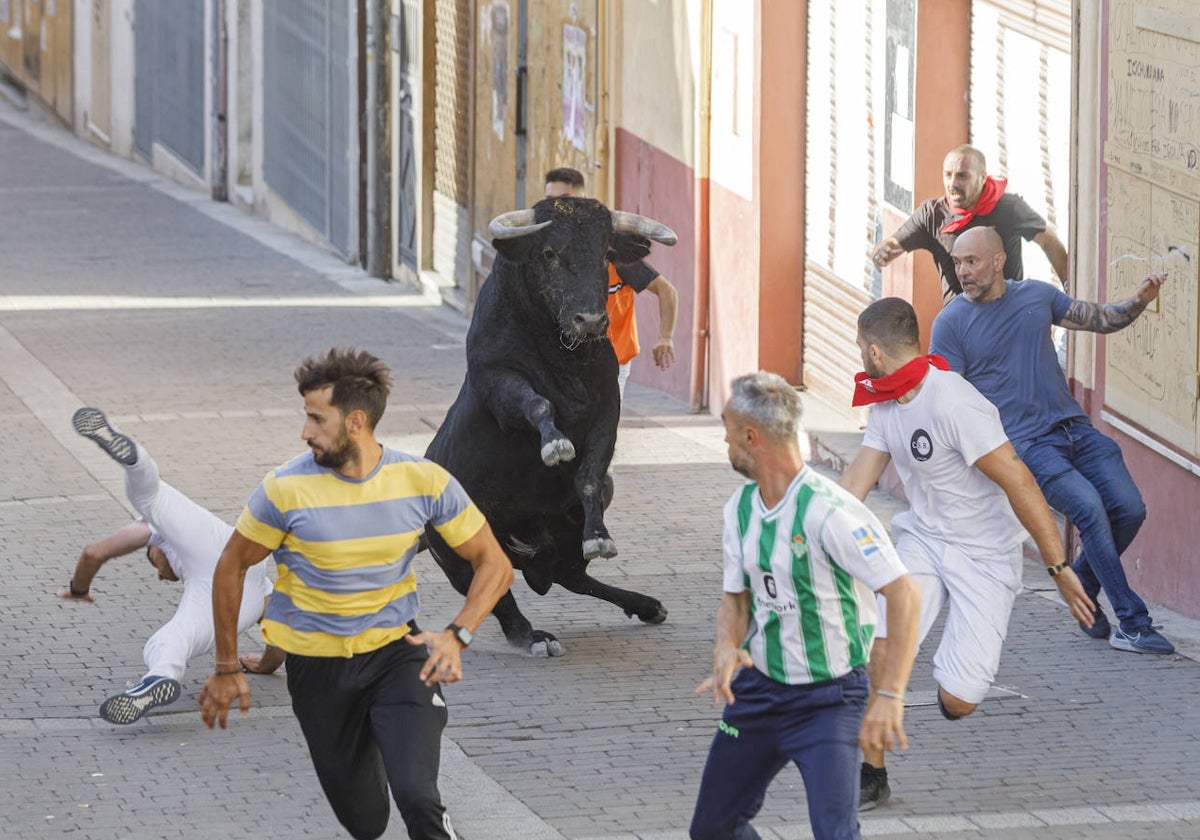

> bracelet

[
  {"left": 214, "top": 660, "right": 240, "bottom": 666},
  {"left": 1046, "top": 560, "right": 1071, "bottom": 577},
  {"left": 875, "top": 689, "right": 905, "bottom": 701},
  {"left": 68, "top": 580, "right": 89, "bottom": 597},
  {"left": 213, "top": 668, "right": 242, "bottom": 676}
]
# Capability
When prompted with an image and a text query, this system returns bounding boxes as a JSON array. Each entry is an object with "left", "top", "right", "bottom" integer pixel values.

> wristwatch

[
  {"left": 1046, "top": 560, "right": 1071, "bottom": 577},
  {"left": 446, "top": 623, "right": 473, "bottom": 648}
]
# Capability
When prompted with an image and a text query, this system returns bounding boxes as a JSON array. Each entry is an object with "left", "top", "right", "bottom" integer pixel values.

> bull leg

[
  {"left": 426, "top": 529, "right": 566, "bottom": 658},
  {"left": 476, "top": 371, "right": 574, "bottom": 466},
  {"left": 575, "top": 413, "right": 618, "bottom": 560},
  {"left": 555, "top": 563, "right": 668, "bottom": 625}
]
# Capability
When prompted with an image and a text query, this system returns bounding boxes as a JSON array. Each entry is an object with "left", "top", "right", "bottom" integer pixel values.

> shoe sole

[
  {"left": 858, "top": 791, "right": 890, "bottom": 812},
  {"left": 72, "top": 407, "right": 137, "bottom": 466},
  {"left": 1109, "top": 637, "right": 1175, "bottom": 655},
  {"left": 99, "top": 678, "right": 182, "bottom": 725}
]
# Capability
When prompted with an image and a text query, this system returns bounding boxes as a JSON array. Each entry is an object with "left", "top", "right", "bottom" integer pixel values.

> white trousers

[
  {"left": 126, "top": 443, "right": 271, "bottom": 681},
  {"left": 617, "top": 361, "right": 632, "bottom": 403},
  {"left": 876, "top": 523, "right": 1022, "bottom": 704}
]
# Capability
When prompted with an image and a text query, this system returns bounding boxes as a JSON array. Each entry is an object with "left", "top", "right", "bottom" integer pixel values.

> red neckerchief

[
  {"left": 939, "top": 175, "right": 1007, "bottom": 234},
  {"left": 852, "top": 355, "right": 950, "bottom": 407}
]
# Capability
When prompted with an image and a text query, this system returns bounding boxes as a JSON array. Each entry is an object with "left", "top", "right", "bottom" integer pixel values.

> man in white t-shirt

[
  {"left": 63, "top": 407, "right": 279, "bottom": 724},
  {"left": 690, "top": 371, "right": 921, "bottom": 840},
  {"left": 840, "top": 298, "right": 1095, "bottom": 810}
]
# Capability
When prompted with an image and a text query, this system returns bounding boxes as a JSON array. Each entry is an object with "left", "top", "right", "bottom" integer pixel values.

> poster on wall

[
  {"left": 562, "top": 24, "right": 587, "bottom": 151},
  {"left": 490, "top": 1, "right": 509, "bottom": 141}
]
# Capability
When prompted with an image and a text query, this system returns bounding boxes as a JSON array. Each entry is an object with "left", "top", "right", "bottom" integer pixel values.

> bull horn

[
  {"left": 488, "top": 209, "right": 553, "bottom": 240},
  {"left": 611, "top": 211, "right": 677, "bottom": 246}
]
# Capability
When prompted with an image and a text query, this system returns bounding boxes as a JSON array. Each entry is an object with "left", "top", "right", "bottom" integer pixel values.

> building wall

[{"left": 1081, "top": 0, "right": 1200, "bottom": 617}]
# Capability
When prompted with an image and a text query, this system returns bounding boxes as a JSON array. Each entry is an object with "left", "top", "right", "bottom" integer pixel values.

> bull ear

[
  {"left": 610, "top": 233, "right": 652, "bottom": 265},
  {"left": 493, "top": 234, "right": 540, "bottom": 263}
]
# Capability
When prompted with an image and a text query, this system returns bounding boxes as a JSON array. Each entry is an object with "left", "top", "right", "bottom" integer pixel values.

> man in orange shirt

[{"left": 544, "top": 168, "right": 678, "bottom": 401}]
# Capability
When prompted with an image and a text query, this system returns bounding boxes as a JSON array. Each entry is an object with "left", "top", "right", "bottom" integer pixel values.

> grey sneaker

[
  {"left": 99, "top": 675, "right": 181, "bottom": 724},
  {"left": 73, "top": 407, "right": 137, "bottom": 466},
  {"left": 1109, "top": 626, "right": 1174, "bottom": 655},
  {"left": 859, "top": 762, "right": 890, "bottom": 811}
]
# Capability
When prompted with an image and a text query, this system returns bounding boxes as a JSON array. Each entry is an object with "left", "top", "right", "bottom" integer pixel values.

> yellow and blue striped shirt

[{"left": 236, "top": 448, "right": 486, "bottom": 657}]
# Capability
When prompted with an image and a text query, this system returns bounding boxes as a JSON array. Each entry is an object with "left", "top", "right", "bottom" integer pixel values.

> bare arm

[
  {"left": 59, "top": 520, "right": 153, "bottom": 602},
  {"left": 1033, "top": 229, "right": 1070, "bottom": 288},
  {"left": 407, "top": 521, "right": 515, "bottom": 686},
  {"left": 973, "top": 443, "right": 1095, "bottom": 626},
  {"left": 696, "top": 590, "right": 754, "bottom": 706},
  {"left": 240, "top": 644, "right": 286, "bottom": 675},
  {"left": 1058, "top": 272, "right": 1166, "bottom": 333},
  {"left": 199, "top": 531, "right": 273, "bottom": 729},
  {"left": 646, "top": 275, "right": 678, "bottom": 370},
  {"left": 839, "top": 446, "right": 893, "bottom": 502},
  {"left": 860, "top": 573, "right": 921, "bottom": 754}
]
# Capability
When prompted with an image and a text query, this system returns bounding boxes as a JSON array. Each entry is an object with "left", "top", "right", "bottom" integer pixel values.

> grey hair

[{"left": 727, "top": 372, "right": 803, "bottom": 439}]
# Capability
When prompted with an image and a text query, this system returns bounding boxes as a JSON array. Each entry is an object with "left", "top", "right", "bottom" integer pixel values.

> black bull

[{"left": 424, "top": 197, "right": 675, "bottom": 656}]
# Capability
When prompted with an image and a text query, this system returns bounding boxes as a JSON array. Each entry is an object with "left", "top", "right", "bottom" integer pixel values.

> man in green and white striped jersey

[{"left": 689, "top": 372, "right": 922, "bottom": 840}]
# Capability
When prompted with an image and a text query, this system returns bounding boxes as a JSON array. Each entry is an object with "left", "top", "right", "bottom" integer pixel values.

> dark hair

[
  {"left": 544, "top": 167, "right": 585, "bottom": 189},
  {"left": 294, "top": 347, "right": 393, "bottom": 429},
  {"left": 857, "top": 298, "right": 920, "bottom": 356}
]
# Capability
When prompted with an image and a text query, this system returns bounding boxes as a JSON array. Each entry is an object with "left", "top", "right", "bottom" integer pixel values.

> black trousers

[{"left": 286, "top": 636, "right": 456, "bottom": 840}]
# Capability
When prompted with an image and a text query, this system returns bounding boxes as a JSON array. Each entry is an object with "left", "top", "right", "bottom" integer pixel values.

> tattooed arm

[{"left": 1058, "top": 272, "right": 1167, "bottom": 333}]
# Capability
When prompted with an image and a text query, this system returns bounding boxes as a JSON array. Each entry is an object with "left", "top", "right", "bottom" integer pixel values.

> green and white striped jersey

[{"left": 722, "top": 465, "right": 907, "bottom": 685}]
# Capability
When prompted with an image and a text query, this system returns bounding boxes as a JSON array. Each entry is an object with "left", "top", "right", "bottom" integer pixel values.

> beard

[
  {"left": 729, "top": 454, "right": 753, "bottom": 479},
  {"left": 312, "top": 431, "right": 354, "bottom": 469}
]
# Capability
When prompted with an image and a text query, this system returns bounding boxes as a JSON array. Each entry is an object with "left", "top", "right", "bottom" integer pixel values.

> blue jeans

[
  {"left": 1015, "top": 420, "right": 1151, "bottom": 632},
  {"left": 689, "top": 666, "right": 868, "bottom": 840}
]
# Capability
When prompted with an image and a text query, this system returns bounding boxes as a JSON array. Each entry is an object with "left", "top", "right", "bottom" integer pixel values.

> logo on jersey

[
  {"left": 763, "top": 573, "right": 778, "bottom": 599},
  {"left": 852, "top": 525, "right": 885, "bottom": 557},
  {"left": 790, "top": 534, "right": 808, "bottom": 560},
  {"left": 910, "top": 428, "right": 933, "bottom": 462}
]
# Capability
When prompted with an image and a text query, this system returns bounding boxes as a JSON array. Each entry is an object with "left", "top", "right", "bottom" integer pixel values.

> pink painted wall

[{"left": 614, "top": 128, "right": 696, "bottom": 403}]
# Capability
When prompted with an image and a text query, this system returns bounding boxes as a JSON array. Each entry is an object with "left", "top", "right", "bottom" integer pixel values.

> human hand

[
  {"left": 1136, "top": 272, "right": 1167, "bottom": 304},
  {"left": 652, "top": 338, "right": 675, "bottom": 370},
  {"left": 199, "top": 672, "right": 250, "bottom": 730},
  {"left": 859, "top": 693, "right": 908, "bottom": 754},
  {"left": 239, "top": 646, "right": 285, "bottom": 675},
  {"left": 695, "top": 647, "right": 752, "bottom": 706},
  {"left": 872, "top": 239, "right": 904, "bottom": 269},
  {"left": 407, "top": 629, "right": 464, "bottom": 686},
  {"left": 58, "top": 587, "right": 96, "bottom": 604},
  {"left": 1053, "top": 567, "right": 1096, "bottom": 627}
]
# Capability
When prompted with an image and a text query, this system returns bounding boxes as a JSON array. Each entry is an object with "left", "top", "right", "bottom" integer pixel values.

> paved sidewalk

[{"left": 2, "top": 100, "right": 1199, "bottom": 840}]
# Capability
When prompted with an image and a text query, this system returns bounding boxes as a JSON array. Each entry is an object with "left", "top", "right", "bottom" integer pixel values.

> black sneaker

[
  {"left": 859, "top": 762, "right": 890, "bottom": 811},
  {"left": 99, "top": 675, "right": 181, "bottom": 724},
  {"left": 1079, "top": 604, "right": 1111, "bottom": 639},
  {"left": 73, "top": 407, "right": 137, "bottom": 466}
]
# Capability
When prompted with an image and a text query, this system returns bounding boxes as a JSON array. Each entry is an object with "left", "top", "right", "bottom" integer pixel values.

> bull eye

[{"left": 542, "top": 247, "right": 557, "bottom": 262}]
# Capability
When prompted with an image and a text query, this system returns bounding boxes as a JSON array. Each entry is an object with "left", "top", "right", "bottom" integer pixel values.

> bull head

[{"left": 488, "top": 199, "right": 677, "bottom": 346}]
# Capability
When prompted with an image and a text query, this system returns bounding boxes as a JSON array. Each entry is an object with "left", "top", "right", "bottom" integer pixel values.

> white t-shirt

[
  {"left": 722, "top": 466, "right": 908, "bottom": 685},
  {"left": 861, "top": 366, "right": 1025, "bottom": 555}
]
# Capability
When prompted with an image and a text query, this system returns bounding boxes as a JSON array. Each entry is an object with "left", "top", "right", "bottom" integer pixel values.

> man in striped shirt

[
  {"left": 690, "top": 372, "right": 921, "bottom": 840},
  {"left": 199, "top": 348, "right": 514, "bottom": 840}
]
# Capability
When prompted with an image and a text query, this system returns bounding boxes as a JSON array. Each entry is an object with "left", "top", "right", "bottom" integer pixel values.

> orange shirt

[{"left": 606, "top": 263, "right": 640, "bottom": 364}]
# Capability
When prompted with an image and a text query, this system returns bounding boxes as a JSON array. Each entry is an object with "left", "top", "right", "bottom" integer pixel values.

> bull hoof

[
  {"left": 541, "top": 437, "right": 576, "bottom": 466},
  {"left": 625, "top": 602, "right": 669, "bottom": 625},
  {"left": 582, "top": 537, "right": 617, "bottom": 560},
  {"left": 528, "top": 631, "right": 565, "bottom": 658}
]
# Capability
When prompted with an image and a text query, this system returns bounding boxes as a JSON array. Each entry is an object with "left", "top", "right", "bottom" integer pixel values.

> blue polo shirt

[{"left": 929, "top": 279, "right": 1086, "bottom": 445}]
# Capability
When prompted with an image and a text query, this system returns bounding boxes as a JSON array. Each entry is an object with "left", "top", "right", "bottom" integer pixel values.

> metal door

[
  {"left": 263, "top": 0, "right": 355, "bottom": 257},
  {"left": 134, "top": 0, "right": 205, "bottom": 173},
  {"left": 395, "top": 0, "right": 417, "bottom": 269}
]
